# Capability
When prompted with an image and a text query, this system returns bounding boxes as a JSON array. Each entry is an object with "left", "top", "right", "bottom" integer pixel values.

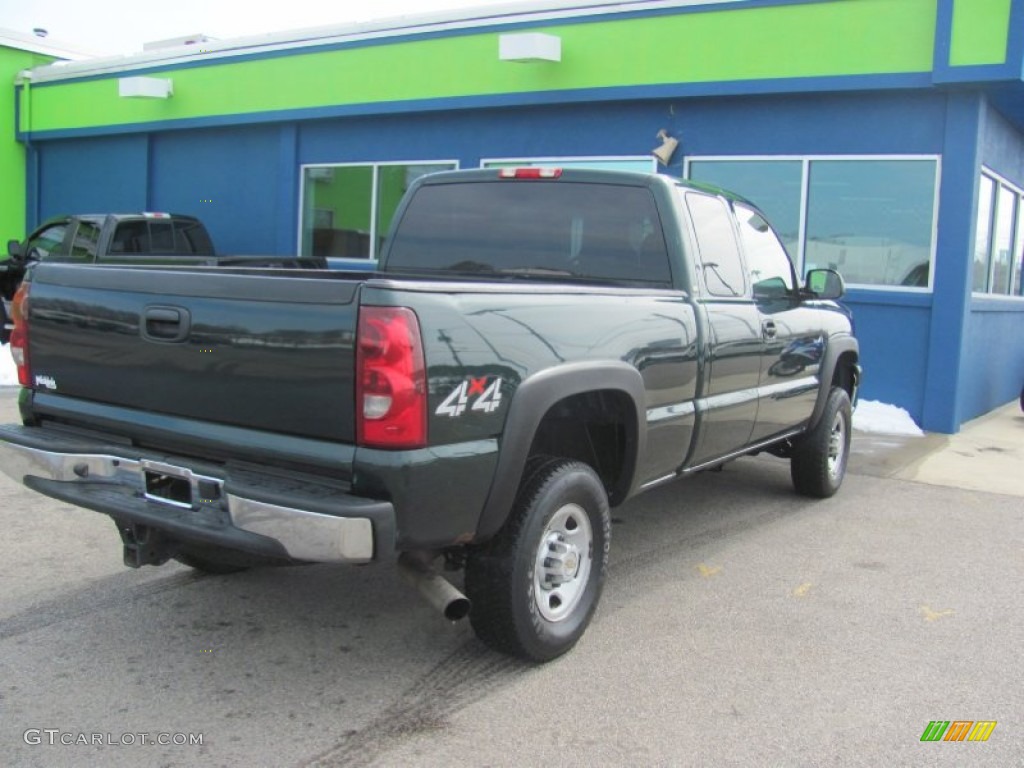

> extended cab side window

[
  {"left": 734, "top": 204, "right": 796, "bottom": 298},
  {"left": 69, "top": 222, "right": 101, "bottom": 262},
  {"left": 684, "top": 192, "right": 746, "bottom": 297}
]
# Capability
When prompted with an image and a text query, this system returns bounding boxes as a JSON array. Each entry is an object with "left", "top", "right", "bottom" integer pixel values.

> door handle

[
  {"left": 142, "top": 305, "right": 191, "bottom": 342},
  {"left": 762, "top": 320, "right": 777, "bottom": 340}
]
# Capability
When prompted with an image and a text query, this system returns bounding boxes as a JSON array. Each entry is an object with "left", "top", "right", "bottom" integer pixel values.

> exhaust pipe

[{"left": 397, "top": 552, "right": 471, "bottom": 622}]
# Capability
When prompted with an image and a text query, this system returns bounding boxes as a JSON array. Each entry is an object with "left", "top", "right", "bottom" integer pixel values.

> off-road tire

[
  {"left": 791, "top": 386, "right": 852, "bottom": 498},
  {"left": 465, "top": 458, "right": 610, "bottom": 662}
]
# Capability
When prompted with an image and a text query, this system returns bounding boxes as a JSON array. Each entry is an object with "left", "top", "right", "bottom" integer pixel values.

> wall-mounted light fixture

[
  {"left": 499, "top": 33, "right": 561, "bottom": 63},
  {"left": 118, "top": 76, "right": 174, "bottom": 99},
  {"left": 652, "top": 129, "right": 679, "bottom": 166}
]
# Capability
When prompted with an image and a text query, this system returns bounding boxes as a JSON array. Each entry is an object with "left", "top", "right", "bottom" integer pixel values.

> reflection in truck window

[
  {"left": 734, "top": 203, "right": 795, "bottom": 293},
  {"left": 685, "top": 192, "right": 746, "bottom": 298}
]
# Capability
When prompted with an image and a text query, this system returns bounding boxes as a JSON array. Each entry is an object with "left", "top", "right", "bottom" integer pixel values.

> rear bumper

[{"left": 0, "top": 424, "right": 394, "bottom": 564}]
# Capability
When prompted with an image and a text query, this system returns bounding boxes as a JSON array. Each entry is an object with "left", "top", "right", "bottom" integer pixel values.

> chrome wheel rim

[
  {"left": 827, "top": 409, "right": 847, "bottom": 479},
  {"left": 534, "top": 503, "right": 593, "bottom": 623}
]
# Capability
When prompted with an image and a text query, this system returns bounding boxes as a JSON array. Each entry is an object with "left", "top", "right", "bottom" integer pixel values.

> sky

[{"left": 2, "top": 0, "right": 528, "bottom": 56}]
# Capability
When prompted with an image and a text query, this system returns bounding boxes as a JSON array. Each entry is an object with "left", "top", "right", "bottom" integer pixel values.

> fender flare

[
  {"left": 474, "top": 361, "right": 647, "bottom": 541},
  {"left": 808, "top": 335, "right": 860, "bottom": 430}
]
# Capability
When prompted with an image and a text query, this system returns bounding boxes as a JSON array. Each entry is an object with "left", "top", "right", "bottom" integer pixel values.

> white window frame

[
  {"left": 974, "top": 166, "right": 1024, "bottom": 300},
  {"left": 297, "top": 159, "right": 459, "bottom": 260},
  {"left": 684, "top": 154, "right": 942, "bottom": 292},
  {"left": 480, "top": 155, "right": 658, "bottom": 173}
]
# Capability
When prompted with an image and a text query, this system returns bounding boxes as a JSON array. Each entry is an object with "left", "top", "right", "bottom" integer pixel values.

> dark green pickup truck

[{"left": 0, "top": 169, "right": 860, "bottom": 661}]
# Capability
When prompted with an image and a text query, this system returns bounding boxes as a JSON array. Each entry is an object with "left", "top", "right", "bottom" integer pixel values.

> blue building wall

[
  {"left": 37, "top": 134, "right": 148, "bottom": 219},
  {"left": 958, "top": 98, "right": 1024, "bottom": 423},
  {"left": 149, "top": 125, "right": 282, "bottom": 255}
]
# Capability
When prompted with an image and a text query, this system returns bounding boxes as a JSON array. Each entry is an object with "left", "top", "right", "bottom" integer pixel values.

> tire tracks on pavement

[
  {"left": 300, "top": 641, "right": 529, "bottom": 768},
  {"left": 0, "top": 570, "right": 205, "bottom": 641}
]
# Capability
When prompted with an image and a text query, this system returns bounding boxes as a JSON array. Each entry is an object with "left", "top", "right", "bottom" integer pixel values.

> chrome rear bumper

[{"left": 0, "top": 425, "right": 392, "bottom": 564}]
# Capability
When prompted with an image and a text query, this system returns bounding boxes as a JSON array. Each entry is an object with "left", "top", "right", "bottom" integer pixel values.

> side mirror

[
  {"left": 7, "top": 239, "right": 23, "bottom": 260},
  {"left": 804, "top": 268, "right": 844, "bottom": 300},
  {"left": 752, "top": 276, "right": 790, "bottom": 301}
]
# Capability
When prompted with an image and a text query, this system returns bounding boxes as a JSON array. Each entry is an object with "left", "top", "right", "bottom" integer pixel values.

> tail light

[
  {"left": 9, "top": 281, "right": 31, "bottom": 388},
  {"left": 356, "top": 306, "right": 427, "bottom": 449}
]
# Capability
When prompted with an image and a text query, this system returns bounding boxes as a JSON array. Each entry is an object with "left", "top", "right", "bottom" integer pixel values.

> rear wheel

[
  {"left": 791, "top": 387, "right": 852, "bottom": 498},
  {"left": 465, "top": 459, "right": 610, "bottom": 662}
]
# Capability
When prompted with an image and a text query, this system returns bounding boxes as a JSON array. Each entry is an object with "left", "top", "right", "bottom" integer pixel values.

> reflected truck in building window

[
  {"left": 0, "top": 169, "right": 860, "bottom": 662},
  {"left": 1, "top": 213, "right": 326, "bottom": 342}
]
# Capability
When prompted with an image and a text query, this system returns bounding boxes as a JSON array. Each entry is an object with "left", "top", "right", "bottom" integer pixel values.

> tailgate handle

[{"left": 142, "top": 305, "right": 190, "bottom": 342}]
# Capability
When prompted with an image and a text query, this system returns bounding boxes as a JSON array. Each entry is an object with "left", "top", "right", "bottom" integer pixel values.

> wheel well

[
  {"left": 831, "top": 351, "right": 859, "bottom": 398},
  {"left": 527, "top": 390, "right": 637, "bottom": 506}
]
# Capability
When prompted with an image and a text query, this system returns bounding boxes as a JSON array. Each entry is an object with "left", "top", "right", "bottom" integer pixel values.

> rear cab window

[
  {"left": 386, "top": 181, "right": 672, "bottom": 285},
  {"left": 110, "top": 219, "right": 214, "bottom": 256}
]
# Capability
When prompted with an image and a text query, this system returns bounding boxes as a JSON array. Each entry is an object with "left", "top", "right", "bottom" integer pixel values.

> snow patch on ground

[
  {"left": 853, "top": 399, "right": 924, "bottom": 436},
  {"left": 0, "top": 344, "right": 17, "bottom": 387}
]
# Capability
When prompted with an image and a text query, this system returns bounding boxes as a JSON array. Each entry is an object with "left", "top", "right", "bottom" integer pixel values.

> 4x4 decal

[{"left": 436, "top": 377, "right": 503, "bottom": 418}]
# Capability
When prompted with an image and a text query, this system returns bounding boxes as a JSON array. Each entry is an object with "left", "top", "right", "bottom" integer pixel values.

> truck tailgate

[{"left": 26, "top": 265, "right": 359, "bottom": 444}]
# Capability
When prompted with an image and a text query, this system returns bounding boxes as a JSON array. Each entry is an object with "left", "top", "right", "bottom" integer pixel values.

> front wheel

[
  {"left": 790, "top": 387, "right": 852, "bottom": 498},
  {"left": 465, "top": 459, "right": 610, "bottom": 662}
]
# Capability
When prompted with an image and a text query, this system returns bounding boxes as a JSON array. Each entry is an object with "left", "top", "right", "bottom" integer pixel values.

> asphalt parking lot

[{"left": 0, "top": 386, "right": 1021, "bottom": 767}]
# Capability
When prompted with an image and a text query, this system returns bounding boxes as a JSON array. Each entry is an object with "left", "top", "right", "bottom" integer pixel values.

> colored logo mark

[{"left": 920, "top": 721, "right": 997, "bottom": 742}]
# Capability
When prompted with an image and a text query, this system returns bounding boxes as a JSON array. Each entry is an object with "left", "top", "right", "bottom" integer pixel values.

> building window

[
  {"left": 687, "top": 156, "right": 940, "bottom": 290},
  {"left": 299, "top": 162, "right": 456, "bottom": 260},
  {"left": 806, "top": 160, "right": 937, "bottom": 288},
  {"left": 482, "top": 156, "right": 657, "bottom": 173},
  {"left": 687, "top": 160, "right": 802, "bottom": 258},
  {"left": 974, "top": 170, "right": 1024, "bottom": 297},
  {"left": 1014, "top": 202, "right": 1024, "bottom": 296},
  {"left": 973, "top": 174, "right": 996, "bottom": 292}
]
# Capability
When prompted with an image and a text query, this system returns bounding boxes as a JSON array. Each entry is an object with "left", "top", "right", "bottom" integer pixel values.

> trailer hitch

[{"left": 116, "top": 520, "right": 174, "bottom": 568}]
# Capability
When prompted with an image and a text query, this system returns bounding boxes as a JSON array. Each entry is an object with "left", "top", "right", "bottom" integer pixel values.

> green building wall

[
  {"left": 1, "top": 45, "right": 56, "bottom": 246},
  {"left": 17, "top": 0, "right": 944, "bottom": 135}
]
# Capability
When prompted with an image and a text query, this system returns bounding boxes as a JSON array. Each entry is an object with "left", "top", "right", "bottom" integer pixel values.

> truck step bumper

[{"left": 0, "top": 424, "right": 394, "bottom": 564}]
